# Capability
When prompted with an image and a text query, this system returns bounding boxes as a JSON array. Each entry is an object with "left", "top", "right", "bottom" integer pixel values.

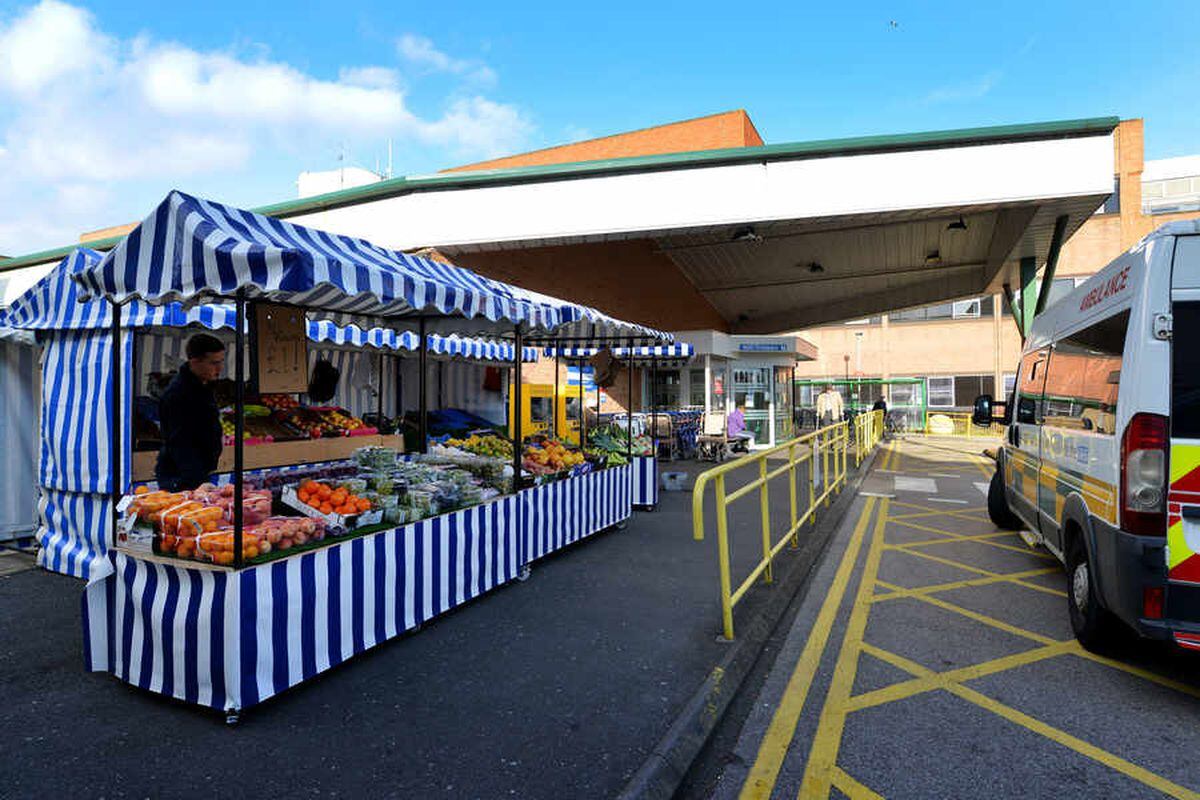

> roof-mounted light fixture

[
  {"left": 807, "top": 261, "right": 825, "bottom": 274},
  {"left": 925, "top": 249, "right": 941, "bottom": 265},
  {"left": 947, "top": 215, "right": 968, "bottom": 231}
]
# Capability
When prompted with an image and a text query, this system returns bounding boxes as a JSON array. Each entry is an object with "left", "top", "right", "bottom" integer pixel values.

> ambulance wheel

[
  {"left": 1066, "top": 535, "right": 1119, "bottom": 652},
  {"left": 987, "top": 470, "right": 1022, "bottom": 530}
]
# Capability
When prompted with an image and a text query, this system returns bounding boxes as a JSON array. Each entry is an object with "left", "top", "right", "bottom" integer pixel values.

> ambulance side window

[
  {"left": 1041, "top": 311, "right": 1128, "bottom": 434},
  {"left": 1015, "top": 348, "right": 1050, "bottom": 424}
]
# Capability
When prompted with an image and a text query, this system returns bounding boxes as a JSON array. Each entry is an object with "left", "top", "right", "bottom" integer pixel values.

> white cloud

[
  {"left": 0, "top": 1, "right": 534, "bottom": 253},
  {"left": 397, "top": 33, "right": 496, "bottom": 86},
  {"left": 0, "top": 0, "right": 111, "bottom": 95}
]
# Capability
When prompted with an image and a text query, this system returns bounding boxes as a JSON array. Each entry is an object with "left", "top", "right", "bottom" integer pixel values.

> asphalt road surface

[{"left": 698, "top": 437, "right": 1200, "bottom": 800}]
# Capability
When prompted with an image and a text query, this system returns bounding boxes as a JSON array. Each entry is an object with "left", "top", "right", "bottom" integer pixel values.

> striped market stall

[
  {"left": 2, "top": 252, "right": 539, "bottom": 580},
  {"left": 544, "top": 343, "right": 694, "bottom": 511},
  {"left": 0, "top": 323, "right": 40, "bottom": 542},
  {"left": 63, "top": 190, "right": 670, "bottom": 718}
]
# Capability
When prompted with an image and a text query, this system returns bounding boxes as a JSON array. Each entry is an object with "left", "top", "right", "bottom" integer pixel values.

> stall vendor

[{"left": 155, "top": 333, "right": 226, "bottom": 491}]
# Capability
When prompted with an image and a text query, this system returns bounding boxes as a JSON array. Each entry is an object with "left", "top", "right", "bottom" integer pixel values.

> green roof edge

[{"left": 1, "top": 116, "right": 1119, "bottom": 273}]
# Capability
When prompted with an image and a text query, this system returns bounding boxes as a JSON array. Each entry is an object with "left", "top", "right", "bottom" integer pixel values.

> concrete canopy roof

[
  {"left": 283, "top": 117, "right": 1117, "bottom": 333},
  {"left": 1, "top": 116, "right": 1118, "bottom": 335}
]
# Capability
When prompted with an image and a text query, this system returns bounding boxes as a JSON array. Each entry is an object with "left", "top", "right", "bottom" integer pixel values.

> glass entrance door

[{"left": 733, "top": 366, "right": 770, "bottom": 446}]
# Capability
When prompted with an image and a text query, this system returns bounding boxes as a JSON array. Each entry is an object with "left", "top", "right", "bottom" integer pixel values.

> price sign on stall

[{"left": 254, "top": 303, "right": 308, "bottom": 393}]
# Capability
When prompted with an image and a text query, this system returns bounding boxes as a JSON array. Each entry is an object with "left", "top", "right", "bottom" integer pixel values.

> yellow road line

[
  {"left": 948, "top": 681, "right": 1200, "bottom": 799},
  {"left": 852, "top": 644, "right": 1200, "bottom": 799},
  {"left": 889, "top": 501, "right": 991, "bottom": 523},
  {"left": 883, "top": 544, "right": 1066, "bottom": 597},
  {"left": 883, "top": 543, "right": 1003, "bottom": 578},
  {"left": 1073, "top": 649, "right": 1200, "bottom": 702},
  {"left": 870, "top": 567, "right": 1063, "bottom": 602},
  {"left": 830, "top": 767, "right": 883, "bottom": 800},
  {"left": 887, "top": 519, "right": 1055, "bottom": 559},
  {"left": 847, "top": 640, "right": 1075, "bottom": 712},
  {"left": 874, "top": 579, "right": 1059, "bottom": 645},
  {"left": 797, "top": 498, "right": 891, "bottom": 798},
  {"left": 736, "top": 463, "right": 887, "bottom": 799}
]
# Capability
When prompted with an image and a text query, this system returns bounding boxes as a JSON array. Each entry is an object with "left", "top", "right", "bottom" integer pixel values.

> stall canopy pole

[
  {"left": 418, "top": 317, "right": 428, "bottom": 453},
  {"left": 512, "top": 324, "right": 523, "bottom": 492},
  {"left": 650, "top": 356, "right": 658, "bottom": 461},
  {"left": 376, "top": 351, "right": 384, "bottom": 425},
  {"left": 109, "top": 300, "right": 122, "bottom": 549},
  {"left": 233, "top": 289, "right": 246, "bottom": 569},
  {"left": 578, "top": 358, "right": 586, "bottom": 448},
  {"left": 553, "top": 346, "right": 560, "bottom": 440},
  {"left": 625, "top": 341, "right": 633, "bottom": 465}
]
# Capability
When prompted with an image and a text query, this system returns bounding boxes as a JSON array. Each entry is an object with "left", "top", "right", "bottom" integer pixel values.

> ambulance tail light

[{"left": 1121, "top": 413, "right": 1168, "bottom": 536}]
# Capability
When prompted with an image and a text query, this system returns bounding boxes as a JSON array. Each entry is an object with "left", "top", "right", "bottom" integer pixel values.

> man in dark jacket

[{"left": 156, "top": 334, "right": 226, "bottom": 490}]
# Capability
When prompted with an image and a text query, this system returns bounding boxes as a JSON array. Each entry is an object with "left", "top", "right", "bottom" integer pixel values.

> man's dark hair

[{"left": 186, "top": 333, "right": 226, "bottom": 360}]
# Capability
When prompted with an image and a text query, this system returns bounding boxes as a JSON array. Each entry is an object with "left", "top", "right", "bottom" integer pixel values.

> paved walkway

[
  {"left": 709, "top": 437, "right": 1200, "bottom": 800},
  {"left": 0, "top": 456, "right": 846, "bottom": 799}
]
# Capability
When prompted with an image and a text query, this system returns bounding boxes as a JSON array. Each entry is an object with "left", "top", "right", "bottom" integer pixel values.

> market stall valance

[
  {"left": 305, "top": 322, "right": 538, "bottom": 362},
  {"left": 543, "top": 343, "right": 693, "bottom": 361},
  {"left": 3, "top": 248, "right": 238, "bottom": 332},
  {"left": 72, "top": 191, "right": 579, "bottom": 334}
]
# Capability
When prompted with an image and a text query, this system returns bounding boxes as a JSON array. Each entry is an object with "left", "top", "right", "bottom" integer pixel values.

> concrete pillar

[{"left": 992, "top": 293, "right": 1004, "bottom": 397}]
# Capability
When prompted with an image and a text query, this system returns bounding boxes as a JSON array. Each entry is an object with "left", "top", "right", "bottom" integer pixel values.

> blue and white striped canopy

[
  {"left": 3, "top": 249, "right": 237, "bottom": 332},
  {"left": 306, "top": 321, "right": 538, "bottom": 362},
  {"left": 544, "top": 343, "right": 694, "bottom": 363},
  {"left": 71, "top": 190, "right": 584, "bottom": 336},
  {"left": 4, "top": 253, "right": 537, "bottom": 363}
]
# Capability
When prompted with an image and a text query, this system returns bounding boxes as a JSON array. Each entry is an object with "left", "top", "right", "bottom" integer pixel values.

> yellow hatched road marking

[
  {"left": 797, "top": 498, "right": 891, "bottom": 798},
  {"left": 830, "top": 767, "right": 883, "bottom": 800},
  {"left": 851, "top": 644, "right": 1200, "bottom": 800},
  {"left": 887, "top": 518, "right": 1056, "bottom": 559},
  {"left": 847, "top": 640, "right": 1076, "bottom": 712},
  {"left": 735, "top": 447, "right": 892, "bottom": 800},
  {"left": 870, "top": 567, "right": 1064, "bottom": 602},
  {"left": 883, "top": 543, "right": 1067, "bottom": 597},
  {"left": 874, "top": 579, "right": 1059, "bottom": 645}
]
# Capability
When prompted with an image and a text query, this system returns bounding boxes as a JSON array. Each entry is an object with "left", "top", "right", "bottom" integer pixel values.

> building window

[
  {"left": 1003, "top": 373, "right": 1016, "bottom": 396},
  {"left": 927, "top": 377, "right": 955, "bottom": 407},
  {"left": 952, "top": 299, "right": 981, "bottom": 319}
]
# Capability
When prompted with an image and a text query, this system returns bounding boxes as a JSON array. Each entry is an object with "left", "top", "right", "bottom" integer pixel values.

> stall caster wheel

[
  {"left": 517, "top": 565, "right": 532, "bottom": 582},
  {"left": 616, "top": 520, "right": 629, "bottom": 531},
  {"left": 225, "top": 708, "right": 241, "bottom": 726}
]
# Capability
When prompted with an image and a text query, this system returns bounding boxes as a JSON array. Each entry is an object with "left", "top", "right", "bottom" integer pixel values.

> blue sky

[{"left": 1, "top": 0, "right": 1197, "bottom": 254}]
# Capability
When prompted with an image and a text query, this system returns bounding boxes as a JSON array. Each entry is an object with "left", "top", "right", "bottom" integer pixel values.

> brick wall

[{"left": 444, "top": 110, "right": 762, "bottom": 173}]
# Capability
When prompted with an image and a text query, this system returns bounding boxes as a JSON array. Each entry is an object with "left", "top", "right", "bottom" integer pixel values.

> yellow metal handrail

[
  {"left": 692, "top": 411, "right": 884, "bottom": 639},
  {"left": 922, "top": 411, "right": 1004, "bottom": 438}
]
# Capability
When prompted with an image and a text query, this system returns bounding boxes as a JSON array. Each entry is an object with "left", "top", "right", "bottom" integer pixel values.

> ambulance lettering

[{"left": 1079, "top": 266, "right": 1130, "bottom": 312}]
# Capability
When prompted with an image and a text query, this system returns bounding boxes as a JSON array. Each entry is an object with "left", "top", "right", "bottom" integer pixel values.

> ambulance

[{"left": 974, "top": 221, "right": 1200, "bottom": 651}]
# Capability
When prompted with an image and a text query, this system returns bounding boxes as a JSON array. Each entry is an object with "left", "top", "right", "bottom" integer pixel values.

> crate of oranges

[{"left": 281, "top": 479, "right": 381, "bottom": 528}]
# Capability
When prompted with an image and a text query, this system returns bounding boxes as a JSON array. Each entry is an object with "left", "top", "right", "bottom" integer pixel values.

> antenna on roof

[{"left": 387, "top": 139, "right": 393, "bottom": 179}]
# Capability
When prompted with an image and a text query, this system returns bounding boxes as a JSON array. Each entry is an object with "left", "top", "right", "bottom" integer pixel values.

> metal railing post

[
  {"left": 822, "top": 428, "right": 830, "bottom": 507},
  {"left": 714, "top": 473, "right": 735, "bottom": 640},
  {"left": 788, "top": 442, "right": 798, "bottom": 548},
  {"left": 759, "top": 458, "right": 772, "bottom": 584},
  {"left": 809, "top": 436, "right": 817, "bottom": 523}
]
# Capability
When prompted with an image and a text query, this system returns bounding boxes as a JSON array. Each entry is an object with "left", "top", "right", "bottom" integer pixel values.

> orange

[
  {"left": 320, "top": 503, "right": 333, "bottom": 515},
  {"left": 134, "top": 485, "right": 149, "bottom": 495},
  {"left": 307, "top": 497, "right": 321, "bottom": 509},
  {"left": 317, "top": 485, "right": 332, "bottom": 500},
  {"left": 356, "top": 498, "right": 370, "bottom": 512}
]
